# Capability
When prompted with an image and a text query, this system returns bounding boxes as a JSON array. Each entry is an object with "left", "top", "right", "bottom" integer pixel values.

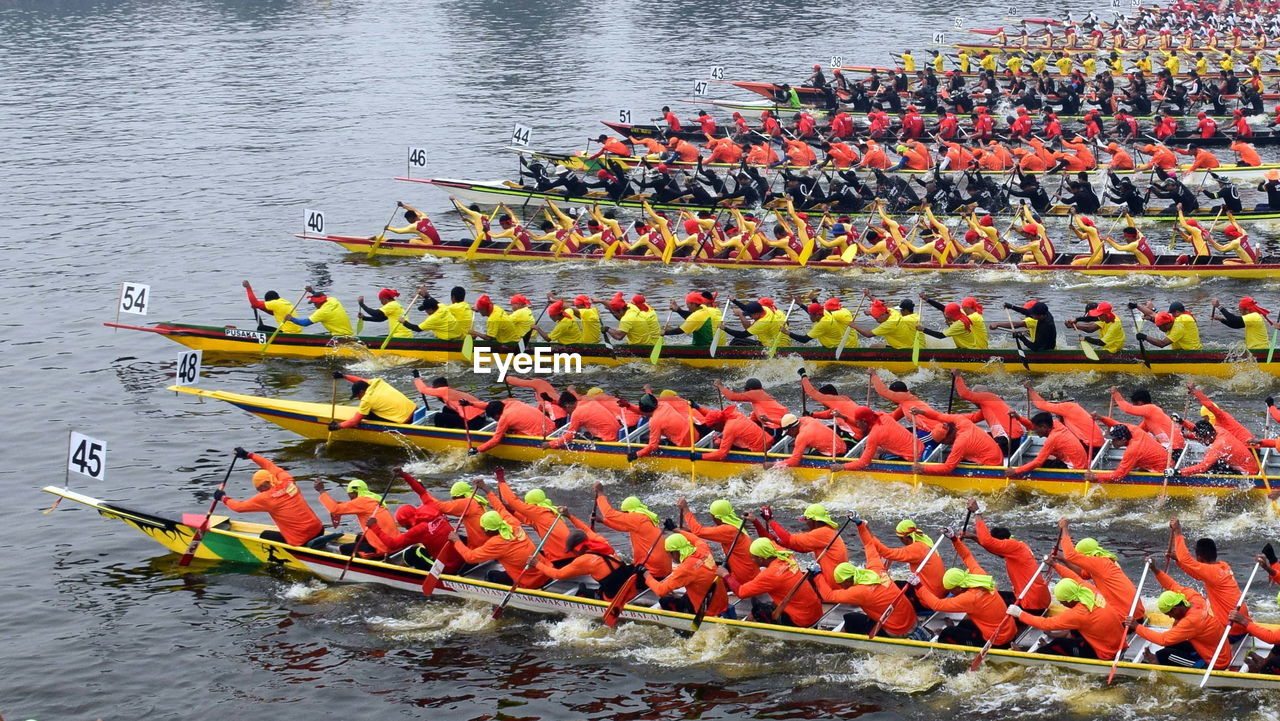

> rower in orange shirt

[
  {"left": 1188, "top": 382, "right": 1255, "bottom": 444},
  {"left": 644, "top": 531, "right": 727, "bottom": 615},
  {"left": 1086, "top": 418, "right": 1168, "bottom": 482},
  {"left": 1177, "top": 420, "right": 1259, "bottom": 476},
  {"left": 589, "top": 134, "right": 633, "bottom": 159},
  {"left": 833, "top": 407, "right": 921, "bottom": 472},
  {"left": 495, "top": 477, "right": 573, "bottom": 562},
  {"left": 448, "top": 504, "right": 552, "bottom": 588},
  {"left": 817, "top": 528, "right": 919, "bottom": 637},
  {"left": 1109, "top": 386, "right": 1181, "bottom": 451},
  {"left": 722, "top": 538, "right": 823, "bottom": 627},
  {"left": 1138, "top": 143, "right": 1178, "bottom": 171},
  {"left": 414, "top": 376, "right": 487, "bottom": 429},
  {"left": 745, "top": 141, "right": 780, "bottom": 166},
  {"left": 1128, "top": 560, "right": 1230, "bottom": 669},
  {"left": 627, "top": 393, "right": 693, "bottom": 461},
  {"left": 761, "top": 503, "right": 849, "bottom": 579},
  {"left": 894, "top": 143, "right": 930, "bottom": 170},
  {"left": 545, "top": 392, "right": 620, "bottom": 448},
  {"left": 1061, "top": 135, "right": 1096, "bottom": 169},
  {"left": 910, "top": 407, "right": 1005, "bottom": 473},
  {"left": 782, "top": 138, "right": 816, "bottom": 166},
  {"left": 1026, "top": 383, "right": 1106, "bottom": 450},
  {"left": 1102, "top": 142, "right": 1135, "bottom": 170},
  {"left": 774, "top": 413, "right": 847, "bottom": 468},
  {"left": 1231, "top": 140, "right": 1262, "bottom": 168},
  {"left": 314, "top": 478, "right": 396, "bottom": 556},
  {"left": 714, "top": 378, "right": 791, "bottom": 429},
  {"left": 859, "top": 520, "right": 945, "bottom": 598},
  {"left": 1007, "top": 411, "right": 1091, "bottom": 477},
  {"left": 859, "top": 140, "right": 890, "bottom": 169},
  {"left": 594, "top": 482, "right": 671, "bottom": 578},
  {"left": 217, "top": 448, "right": 324, "bottom": 547},
  {"left": 415, "top": 476, "right": 488, "bottom": 548},
  {"left": 952, "top": 371, "right": 1023, "bottom": 454},
  {"left": 799, "top": 375, "right": 865, "bottom": 436},
  {"left": 705, "top": 137, "right": 744, "bottom": 164},
  {"left": 1176, "top": 146, "right": 1221, "bottom": 175},
  {"left": 473, "top": 399, "right": 555, "bottom": 454},
  {"left": 1009, "top": 577, "right": 1126, "bottom": 660},
  {"left": 1057, "top": 520, "right": 1144, "bottom": 618},
  {"left": 982, "top": 141, "right": 1015, "bottom": 170},
  {"left": 871, "top": 373, "right": 938, "bottom": 431},
  {"left": 912, "top": 531, "right": 1015, "bottom": 648},
  {"left": 964, "top": 499, "right": 1050, "bottom": 612},
  {"left": 677, "top": 497, "right": 757, "bottom": 584},
  {"left": 666, "top": 137, "right": 701, "bottom": 163},
  {"left": 535, "top": 527, "right": 627, "bottom": 599},
  {"left": 821, "top": 140, "right": 860, "bottom": 168},
  {"left": 697, "top": 406, "right": 770, "bottom": 461},
  {"left": 1168, "top": 518, "right": 1248, "bottom": 635}
]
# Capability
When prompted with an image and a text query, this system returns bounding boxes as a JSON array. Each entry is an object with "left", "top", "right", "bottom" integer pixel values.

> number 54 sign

[{"left": 68, "top": 432, "right": 107, "bottom": 480}]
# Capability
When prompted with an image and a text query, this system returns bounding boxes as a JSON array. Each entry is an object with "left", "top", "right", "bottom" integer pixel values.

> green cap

[
  {"left": 803, "top": 503, "right": 838, "bottom": 529},
  {"left": 1074, "top": 538, "right": 1117, "bottom": 560},
  {"left": 479, "top": 510, "right": 513, "bottom": 540},
  {"left": 524, "top": 488, "right": 555, "bottom": 509},
  {"left": 450, "top": 481, "right": 473, "bottom": 497},
  {"left": 834, "top": 562, "right": 884, "bottom": 586},
  {"left": 942, "top": 567, "right": 995, "bottom": 591},
  {"left": 620, "top": 496, "right": 659, "bottom": 525},
  {"left": 1052, "top": 578, "right": 1098, "bottom": 611},
  {"left": 708, "top": 499, "right": 743, "bottom": 529},
  {"left": 1157, "top": 590, "right": 1189, "bottom": 614},
  {"left": 664, "top": 533, "right": 696, "bottom": 561}
]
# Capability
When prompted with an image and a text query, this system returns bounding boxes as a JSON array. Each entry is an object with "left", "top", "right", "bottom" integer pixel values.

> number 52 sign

[{"left": 68, "top": 432, "right": 107, "bottom": 480}]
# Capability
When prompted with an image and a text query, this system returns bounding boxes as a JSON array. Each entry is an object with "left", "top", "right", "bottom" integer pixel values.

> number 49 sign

[{"left": 68, "top": 432, "right": 107, "bottom": 481}]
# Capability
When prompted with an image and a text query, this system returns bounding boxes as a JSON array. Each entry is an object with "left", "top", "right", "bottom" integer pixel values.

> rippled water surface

[{"left": 5, "top": 0, "right": 1280, "bottom": 719}]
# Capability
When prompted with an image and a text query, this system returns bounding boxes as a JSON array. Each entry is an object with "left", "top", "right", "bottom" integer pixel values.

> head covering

[
  {"left": 585, "top": 387, "right": 605, "bottom": 396},
  {"left": 631, "top": 294, "right": 650, "bottom": 311},
  {"left": 448, "top": 480, "right": 488, "bottom": 505},
  {"left": 474, "top": 294, "right": 493, "bottom": 312},
  {"left": 853, "top": 407, "right": 878, "bottom": 428},
  {"left": 479, "top": 510, "right": 514, "bottom": 540},
  {"left": 607, "top": 292, "right": 627, "bottom": 312},
  {"left": 1074, "top": 537, "right": 1117, "bottom": 559},
  {"left": 1200, "top": 405, "right": 1217, "bottom": 424},
  {"left": 780, "top": 413, "right": 800, "bottom": 429},
  {"left": 803, "top": 503, "right": 838, "bottom": 529},
  {"left": 523, "top": 488, "right": 556, "bottom": 509},
  {"left": 345, "top": 478, "right": 382, "bottom": 501},
  {"left": 620, "top": 496, "right": 659, "bottom": 525},
  {"left": 824, "top": 298, "right": 842, "bottom": 312},
  {"left": 1153, "top": 311, "right": 1174, "bottom": 326},
  {"left": 1053, "top": 578, "right": 1099, "bottom": 610},
  {"left": 664, "top": 532, "right": 697, "bottom": 561},
  {"left": 685, "top": 291, "right": 711, "bottom": 305},
  {"left": 510, "top": 293, "right": 530, "bottom": 307},
  {"left": 930, "top": 423, "right": 953, "bottom": 442},
  {"left": 895, "top": 520, "right": 932, "bottom": 546},
  {"left": 944, "top": 302, "right": 972, "bottom": 329},
  {"left": 252, "top": 469, "right": 273, "bottom": 487},
  {"left": 942, "top": 567, "right": 996, "bottom": 591},
  {"left": 572, "top": 294, "right": 591, "bottom": 308},
  {"left": 960, "top": 296, "right": 983, "bottom": 314},
  {"left": 834, "top": 562, "right": 885, "bottom": 585},
  {"left": 658, "top": 389, "right": 679, "bottom": 398},
  {"left": 749, "top": 537, "right": 795, "bottom": 564},
  {"left": 1087, "top": 301, "right": 1114, "bottom": 318},
  {"left": 1021, "top": 222, "right": 1038, "bottom": 235},
  {"left": 1240, "top": 297, "right": 1271, "bottom": 316},
  {"left": 709, "top": 499, "right": 743, "bottom": 528},
  {"left": 377, "top": 288, "right": 399, "bottom": 303},
  {"left": 1157, "top": 590, "right": 1190, "bottom": 614},
  {"left": 308, "top": 294, "right": 328, "bottom": 303},
  {"left": 868, "top": 299, "right": 889, "bottom": 317}
]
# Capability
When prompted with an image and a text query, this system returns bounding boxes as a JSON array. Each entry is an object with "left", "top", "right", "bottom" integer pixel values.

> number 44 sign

[{"left": 68, "top": 432, "right": 106, "bottom": 481}]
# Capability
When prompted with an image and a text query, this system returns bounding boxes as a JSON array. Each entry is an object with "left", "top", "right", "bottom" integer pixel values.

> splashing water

[{"left": 366, "top": 600, "right": 497, "bottom": 642}]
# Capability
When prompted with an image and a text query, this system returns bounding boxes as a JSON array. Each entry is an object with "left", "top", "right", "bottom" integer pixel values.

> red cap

[
  {"left": 1087, "top": 301, "right": 1113, "bottom": 318},
  {"left": 1021, "top": 223, "right": 1038, "bottom": 235},
  {"left": 377, "top": 288, "right": 399, "bottom": 303},
  {"left": 573, "top": 294, "right": 591, "bottom": 307},
  {"left": 474, "top": 294, "right": 493, "bottom": 312},
  {"left": 1153, "top": 311, "right": 1175, "bottom": 325},
  {"left": 656, "top": 164, "right": 670, "bottom": 173},
  {"left": 1078, "top": 216, "right": 1095, "bottom": 228},
  {"left": 1225, "top": 225, "right": 1242, "bottom": 238},
  {"left": 547, "top": 300, "right": 566, "bottom": 318},
  {"left": 979, "top": 215, "right": 994, "bottom": 227},
  {"left": 807, "top": 302, "right": 823, "bottom": 315},
  {"left": 853, "top": 407, "right": 878, "bottom": 427},
  {"left": 685, "top": 291, "right": 711, "bottom": 305},
  {"left": 631, "top": 294, "right": 649, "bottom": 311},
  {"left": 961, "top": 296, "right": 983, "bottom": 313},
  {"left": 869, "top": 299, "right": 888, "bottom": 316},
  {"left": 510, "top": 293, "right": 530, "bottom": 307},
  {"left": 1240, "top": 296, "right": 1271, "bottom": 316},
  {"left": 964, "top": 229, "right": 979, "bottom": 242},
  {"left": 683, "top": 218, "right": 701, "bottom": 235},
  {"left": 813, "top": 64, "right": 821, "bottom": 69},
  {"left": 1023, "top": 300, "right": 1038, "bottom": 310},
  {"left": 824, "top": 298, "right": 842, "bottom": 312},
  {"left": 308, "top": 294, "right": 328, "bottom": 303},
  {"left": 759, "top": 297, "right": 775, "bottom": 309},
  {"left": 607, "top": 292, "right": 627, "bottom": 311}
]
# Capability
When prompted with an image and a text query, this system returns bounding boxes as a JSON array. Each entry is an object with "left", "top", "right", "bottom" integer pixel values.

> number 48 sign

[
  {"left": 69, "top": 432, "right": 107, "bottom": 481},
  {"left": 177, "top": 350, "right": 202, "bottom": 385}
]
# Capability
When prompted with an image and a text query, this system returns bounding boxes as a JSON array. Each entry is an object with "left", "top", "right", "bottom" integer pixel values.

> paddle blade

[
  {"left": 463, "top": 231, "right": 484, "bottom": 260},
  {"left": 649, "top": 338, "right": 664, "bottom": 365},
  {"left": 602, "top": 575, "right": 638, "bottom": 627},
  {"left": 797, "top": 236, "right": 815, "bottom": 266},
  {"left": 1079, "top": 338, "right": 1099, "bottom": 361},
  {"left": 661, "top": 239, "right": 676, "bottom": 264},
  {"left": 1268, "top": 329, "right": 1278, "bottom": 365},
  {"left": 421, "top": 562, "right": 445, "bottom": 597},
  {"left": 603, "top": 241, "right": 619, "bottom": 260},
  {"left": 911, "top": 333, "right": 923, "bottom": 366},
  {"left": 840, "top": 244, "right": 858, "bottom": 263},
  {"left": 462, "top": 333, "right": 475, "bottom": 361}
]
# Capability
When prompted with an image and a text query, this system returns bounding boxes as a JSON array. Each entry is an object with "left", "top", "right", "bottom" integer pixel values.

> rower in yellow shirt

[
  {"left": 1134, "top": 302, "right": 1202, "bottom": 351},
  {"left": 1065, "top": 301, "right": 1126, "bottom": 353},
  {"left": 919, "top": 301, "right": 986, "bottom": 349},
  {"left": 1207, "top": 215, "right": 1259, "bottom": 264},
  {"left": 666, "top": 291, "right": 725, "bottom": 346},
  {"left": 719, "top": 299, "right": 783, "bottom": 347},
  {"left": 331, "top": 373, "right": 417, "bottom": 427},
  {"left": 849, "top": 297, "right": 917, "bottom": 349},
  {"left": 1054, "top": 52, "right": 1074, "bottom": 76},
  {"left": 533, "top": 300, "right": 581, "bottom": 344},
  {"left": 1007, "top": 208, "right": 1055, "bottom": 266},
  {"left": 242, "top": 280, "right": 303, "bottom": 333},
  {"left": 1068, "top": 214, "right": 1105, "bottom": 266},
  {"left": 469, "top": 294, "right": 522, "bottom": 345},
  {"left": 785, "top": 299, "right": 852, "bottom": 348},
  {"left": 286, "top": 287, "right": 354, "bottom": 336},
  {"left": 404, "top": 296, "right": 460, "bottom": 340},
  {"left": 1173, "top": 210, "right": 1213, "bottom": 260},
  {"left": 548, "top": 293, "right": 602, "bottom": 343},
  {"left": 1103, "top": 216, "right": 1155, "bottom": 266},
  {"left": 1210, "top": 297, "right": 1275, "bottom": 349},
  {"left": 356, "top": 288, "right": 413, "bottom": 338},
  {"left": 601, "top": 293, "right": 660, "bottom": 345}
]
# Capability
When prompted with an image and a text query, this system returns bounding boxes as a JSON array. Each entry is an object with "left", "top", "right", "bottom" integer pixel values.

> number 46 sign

[{"left": 68, "top": 432, "right": 107, "bottom": 481}]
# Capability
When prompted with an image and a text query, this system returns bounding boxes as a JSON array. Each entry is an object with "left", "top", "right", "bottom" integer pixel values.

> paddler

[
  {"left": 215, "top": 447, "right": 324, "bottom": 547},
  {"left": 909, "top": 407, "right": 1005, "bottom": 474},
  {"left": 447, "top": 502, "right": 552, "bottom": 588},
  {"left": 600, "top": 293, "right": 661, "bottom": 345},
  {"left": 817, "top": 524, "right": 920, "bottom": 637},
  {"left": 1209, "top": 296, "right": 1275, "bottom": 349},
  {"left": 242, "top": 280, "right": 302, "bottom": 333},
  {"left": 472, "top": 398, "right": 557, "bottom": 455},
  {"left": 1109, "top": 386, "right": 1181, "bottom": 455},
  {"left": 643, "top": 531, "right": 727, "bottom": 616},
  {"left": 860, "top": 519, "right": 945, "bottom": 602},
  {"left": 713, "top": 378, "right": 790, "bottom": 431},
  {"left": 950, "top": 371, "right": 1021, "bottom": 455},
  {"left": 327, "top": 372, "right": 417, "bottom": 429},
  {"left": 1166, "top": 518, "right": 1250, "bottom": 638},
  {"left": 963, "top": 500, "right": 1050, "bottom": 613},
  {"left": 756, "top": 502, "right": 849, "bottom": 579},
  {"left": 1008, "top": 578, "right": 1125, "bottom": 660},
  {"left": 909, "top": 530, "right": 1015, "bottom": 648},
  {"left": 365, "top": 489, "right": 460, "bottom": 572},
  {"left": 547, "top": 293, "right": 602, "bottom": 343},
  {"left": 413, "top": 376, "right": 486, "bottom": 430},
  {"left": 413, "top": 475, "right": 488, "bottom": 548},
  {"left": 916, "top": 301, "right": 986, "bottom": 350},
  {"left": 285, "top": 286, "right": 354, "bottom": 336},
  {"left": 784, "top": 299, "right": 854, "bottom": 348},
  {"left": 381, "top": 202, "right": 441, "bottom": 245},
  {"left": 1125, "top": 557, "right": 1230, "bottom": 669},
  {"left": 1006, "top": 412, "right": 1090, "bottom": 478},
  {"left": 831, "top": 407, "right": 922, "bottom": 472},
  {"left": 625, "top": 393, "right": 693, "bottom": 463},
  {"left": 1101, "top": 220, "right": 1156, "bottom": 266},
  {"left": 771, "top": 413, "right": 846, "bottom": 468},
  {"left": 1174, "top": 420, "right": 1259, "bottom": 476},
  {"left": 1085, "top": 417, "right": 1168, "bottom": 483},
  {"left": 531, "top": 300, "right": 581, "bottom": 345},
  {"left": 494, "top": 477, "right": 573, "bottom": 563},
  {"left": 1064, "top": 301, "right": 1126, "bottom": 353},
  {"left": 401, "top": 296, "right": 460, "bottom": 340},
  {"left": 593, "top": 482, "right": 671, "bottom": 579},
  {"left": 356, "top": 288, "right": 412, "bottom": 338},
  {"left": 1055, "top": 520, "right": 1144, "bottom": 618},
  {"left": 468, "top": 294, "right": 521, "bottom": 345},
  {"left": 719, "top": 538, "right": 823, "bottom": 627},
  {"left": 534, "top": 526, "right": 626, "bottom": 600},
  {"left": 693, "top": 405, "right": 770, "bottom": 462},
  {"left": 544, "top": 391, "right": 621, "bottom": 449},
  {"left": 661, "top": 290, "right": 725, "bottom": 347},
  {"left": 676, "top": 497, "right": 758, "bottom": 584},
  {"left": 1133, "top": 301, "right": 1201, "bottom": 350},
  {"left": 313, "top": 478, "right": 396, "bottom": 558},
  {"left": 719, "top": 300, "right": 784, "bottom": 348},
  {"left": 848, "top": 297, "right": 918, "bottom": 349}
]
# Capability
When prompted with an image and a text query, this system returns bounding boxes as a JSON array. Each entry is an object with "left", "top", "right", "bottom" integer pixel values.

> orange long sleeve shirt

[
  {"left": 1093, "top": 420, "right": 1167, "bottom": 482},
  {"left": 477, "top": 400, "right": 555, "bottom": 452},
  {"left": 780, "top": 417, "right": 847, "bottom": 467},
  {"left": 1061, "top": 529, "right": 1145, "bottom": 617},
  {"left": 1019, "top": 590, "right": 1126, "bottom": 660},
  {"left": 1180, "top": 432, "right": 1259, "bottom": 475},
  {"left": 860, "top": 523, "right": 945, "bottom": 597},
  {"left": 683, "top": 512, "right": 757, "bottom": 584},
  {"left": 1192, "top": 388, "right": 1255, "bottom": 444},
  {"left": 732, "top": 558, "right": 824, "bottom": 627},
  {"left": 916, "top": 539, "right": 1013, "bottom": 645},
  {"left": 975, "top": 518, "right": 1051, "bottom": 609},
  {"left": 873, "top": 375, "right": 937, "bottom": 431},
  {"left": 506, "top": 376, "right": 567, "bottom": 422},
  {"left": 644, "top": 534, "right": 727, "bottom": 616},
  {"left": 769, "top": 522, "right": 849, "bottom": 580},
  {"left": 433, "top": 495, "right": 487, "bottom": 548},
  {"left": 1031, "top": 392, "right": 1105, "bottom": 448},
  {"left": 222, "top": 454, "right": 323, "bottom": 546},
  {"left": 815, "top": 542, "right": 917, "bottom": 636},
  {"left": 636, "top": 403, "right": 693, "bottom": 459},
  {"left": 841, "top": 414, "right": 922, "bottom": 470},
  {"left": 536, "top": 553, "right": 617, "bottom": 583},
  {"left": 1011, "top": 422, "right": 1090, "bottom": 475},
  {"left": 1172, "top": 534, "right": 1248, "bottom": 634},
  {"left": 719, "top": 387, "right": 791, "bottom": 427},
  {"left": 801, "top": 378, "right": 865, "bottom": 435},
  {"left": 917, "top": 408, "right": 1004, "bottom": 473},
  {"left": 1134, "top": 570, "right": 1229, "bottom": 669},
  {"left": 955, "top": 376, "right": 1023, "bottom": 440},
  {"left": 413, "top": 380, "right": 487, "bottom": 422},
  {"left": 700, "top": 415, "right": 770, "bottom": 461},
  {"left": 317, "top": 492, "right": 396, "bottom": 553},
  {"left": 549, "top": 401, "right": 620, "bottom": 448},
  {"left": 1112, "top": 391, "right": 1181, "bottom": 449},
  {"left": 496, "top": 484, "right": 572, "bottom": 562},
  {"left": 596, "top": 495, "right": 672, "bottom": 578},
  {"left": 451, "top": 504, "right": 551, "bottom": 588}
]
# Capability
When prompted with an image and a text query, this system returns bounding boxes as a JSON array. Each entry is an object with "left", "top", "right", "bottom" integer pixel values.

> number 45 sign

[{"left": 68, "top": 432, "right": 107, "bottom": 481}]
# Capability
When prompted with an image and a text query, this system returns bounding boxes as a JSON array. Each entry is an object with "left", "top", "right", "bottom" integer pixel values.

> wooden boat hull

[
  {"left": 407, "top": 177, "right": 1280, "bottom": 223},
  {"left": 164, "top": 386, "right": 1278, "bottom": 499},
  {"left": 681, "top": 97, "right": 1249, "bottom": 123},
  {"left": 110, "top": 321, "right": 1280, "bottom": 377},
  {"left": 41, "top": 485, "right": 1280, "bottom": 691}
]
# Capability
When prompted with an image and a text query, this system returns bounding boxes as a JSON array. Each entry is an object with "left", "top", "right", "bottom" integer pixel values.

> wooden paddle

[
  {"left": 461, "top": 307, "right": 477, "bottom": 362},
  {"left": 368, "top": 203, "right": 403, "bottom": 258},
  {"left": 649, "top": 306, "right": 676, "bottom": 365},
  {"left": 1128, "top": 306, "right": 1152, "bottom": 369},
  {"left": 1199, "top": 560, "right": 1261, "bottom": 687},
  {"left": 421, "top": 470, "right": 482, "bottom": 596},
  {"left": 492, "top": 510, "right": 564, "bottom": 619},
  {"left": 767, "top": 299, "right": 797, "bottom": 359},
  {"left": 261, "top": 288, "right": 310, "bottom": 356},
  {"left": 1003, "top": 305, "right": 1031, "bottom": 370},
  {"left": 835, "top": 294, "right": 868, "bottom": 361},
  {"left": 971, "top": 541, "right": 1059, "bottom": 672},
  {"left": 379, "top": 291, "right": 421, "bottom": 352},
  {"left": 772, "top": 516, "right": 855, "bottom": 621},
  {"left": 602, "top": 531, "right": 663, "bottom": 628},
  {"left": 690, "top": 519, "right": 748, "bottom": 634},
  {"left": 337, "top": 472, "right": 399, "bottom": 581},
  {"left": 176, "top": 453, "right": 239, "bottom": 567},
  {"left": 1105, "top": 556, "right": 1152, "bottom": 683},
  {"left": 324, "top": 375, "right": 340, "bottom": 448},
  {"left": 867, "top": 528, "right": 945, "bottom": 640},
  {"left": 708, "top": 296, "right": 732, "bottom": 358}
]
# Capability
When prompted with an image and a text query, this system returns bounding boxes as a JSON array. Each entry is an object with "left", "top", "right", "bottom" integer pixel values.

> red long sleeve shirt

[
  {"left": 636, "top": 403, "right": 693, "bottom": 459},
  {"left": 841, "top": 414, "right": 921, "bottom": 471},
  {"left": 769, "top": 522, "right": 849, "bottom": 580},
  {"left": 683, "top": 512, "right": 757, "bottom": 584},
  {"left": 1010, "top": 421, "right": 1090, "bottom": 475},
  {"left": 1134, "top": 570, "right": 1229, "bottom": 669},
  {"left": 719, "top": 387, "right": 790, "bottom": 427},
  {"left": 700, "top": 415, "right": 771, "bottom": 461}
]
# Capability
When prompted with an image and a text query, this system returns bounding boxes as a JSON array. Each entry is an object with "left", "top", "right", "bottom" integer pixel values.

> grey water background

[{"left": 4, "top": 0, "right": 1280, "bottom": 718}]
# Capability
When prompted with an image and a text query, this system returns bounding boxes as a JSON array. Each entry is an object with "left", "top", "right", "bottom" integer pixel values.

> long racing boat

[{"left": 164, "top": 385, "right": 1280, "bottom": 500}]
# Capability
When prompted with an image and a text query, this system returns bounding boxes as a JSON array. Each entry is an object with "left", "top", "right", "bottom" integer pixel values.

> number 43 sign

[{"left": 68, "top": 432, "right": 107, "bottom": 481}]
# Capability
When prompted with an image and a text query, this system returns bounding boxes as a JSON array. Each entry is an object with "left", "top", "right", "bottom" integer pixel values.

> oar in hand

[
  {"left": 690, "top": 516, "right": 749, "bottom": 634},
  {"left": 177, "top": 451, "right": 241, "bottom": 567},
  {"left": 868, "top": 527, "right": 945, "bottom": 639},
  {"left": 422, "top": 467, "right": 492, "bottom": 596},
  {"left": 971, "top": 537, "right": 1060, "bottom": 672},
  {"left": 708, "top": 296, "right": 732, "bottom": 359},
  {"left": 261, "top": 288, "right": 310, "bottom": 355},
  {"left": 368, "top": 202, "right": 404, "bottom": 258},
  {"left": 767, "top": 298, "right": 797, "bottom": 359},
  {"left": 1128, "top": 305, "right": 1152, "bottom": 369},
  {"left": 492, "top": 509, "right": 564, "bottom": 619},
  {"left": 773, "top": 515, "right": 855, "bottom": 621},
  {"left": 603, "top": 534, "right": 663, "bottom": 628},
  {"left": 835, "top": 293, "right": 868, "bottom": 361},
  {"left": 337, "top": 471, "right": 399, "bottom": 581},
  {"left": 1003, "top": 303, "right": 1030, "bottom": 370},
  {"left": 650, "top": 306, "right": 677, "bottom": 365},
  {"left": 1105, "top": 553, "right": 1152, "bottom": 683},
  {"left": 1199, "top": 558, "right": 1261, "bottom": 687},
  {"left": 325, "top": 372, "right": 341, "bottom": 447},
  {"left": 379, "top": 291, "right": 422, "bottom": 352}
]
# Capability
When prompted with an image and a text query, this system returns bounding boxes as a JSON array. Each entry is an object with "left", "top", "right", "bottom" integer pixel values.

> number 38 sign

[{"left": 68, "top": 432, "right": 107, "bottom": 480}]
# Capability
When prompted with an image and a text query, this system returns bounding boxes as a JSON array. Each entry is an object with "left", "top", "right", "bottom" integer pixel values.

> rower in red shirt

[
  {"left": 1168, "top": 518, "right": 1248, "bottom": 635},
  {"left": 1057, "top": 520, "right": 1144, "bottom": 618},
  {"left": 964, "top": 499, "right": 1050, "bottom": 612},
  {"left": 775, "top": 413, "right": 846, "bottom": 468},
  {"left": 677, "top": 497, "right": 757, "bottom": 584},
  {"left": 910, "top": 407, "right": 1004, "bottom": 473},
  {"left": 714, "top": 378, "right": 791, "bottom": 429},
  {"left": 546, "top": 392, "right": 620, "bottom": 449},
  {"left": 660, "top": 105, "right": 682, "bottom": 132}
]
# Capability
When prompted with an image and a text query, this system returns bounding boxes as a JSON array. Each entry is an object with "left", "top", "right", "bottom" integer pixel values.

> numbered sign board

[
  {"left": 177, "top": 350, "right": 202, "bottom": 385},
  {"left": 69, "top": 432, "right": 106, "bottom": 480},
  {"left": 830, "top": 55, "right": 843, "bottom": 68},
  {"left": 511, "top": 122, "right": 532, "bottom": 147},
  {"left": 407, "top": 146, "right": 428, "bottom": 168},
  {"left": 304, "top": 208, "right": 325, "bottom": 235},
  {"left": 617, "top": 109, "right": 633, "bottom": 124},
  {"left": 692, "top": 80, "right": 709, "bottom": 96},
  {"left": 931, "top": 31, "right": 945, "bottom": 44},
  {"left": 953, "top": 17, "right": 963, "bottom": 28},
  {"left": 709, "top": 65, "right": 725, "bottom": 80},
  {"left": 119, "top": 282, "right": 150, "bottom": 316}
]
